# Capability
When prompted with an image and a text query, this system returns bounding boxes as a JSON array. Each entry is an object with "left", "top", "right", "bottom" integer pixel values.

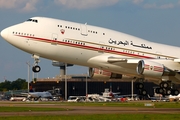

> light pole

[
  {"left": 32, "top": 71, "right": 34, "bottom": 82},
  {"left": 65, "top": 63, "right": 67, "bottom": 101},
  {"left": 26, "top": 62, "right": 31, "bottom": 93},
  {"left": 86, "top": 72, "right": 88, "bottom": 99},
  {"left": 84, "top": 70, "right": 89, "bottom": 101},
  {"left": 131, "top": 79, "right": 134, "bottom": 100}
]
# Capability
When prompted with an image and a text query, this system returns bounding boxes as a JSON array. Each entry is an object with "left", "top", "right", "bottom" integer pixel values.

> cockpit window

[
  {"left": 26, "top": 19, "right": 38, "bottom": 23},
  {"left": 26, "top": 19, "right": 32, "bottom": 21}
]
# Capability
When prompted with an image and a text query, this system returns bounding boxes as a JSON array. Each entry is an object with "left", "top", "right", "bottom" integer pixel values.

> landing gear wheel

[
  {"left": 136, "top": 79, "right": 148, "bottom": 96},
  {"left": 160, "top": 82, "right": 169, "bottom": 88},
  {"left": 136, "top": 83, "right": 144, "bottom": 89},
  {"left": 156, "top": 88, "right": 164, "bottom": 94},
  {"left": 32, "top": 65, "right": 41, "bottom": 73},
  {"left": 155, "top": 88, "right": 159, "bottom": 94},
  {"left": 139, "top": 89, "right": 147, "bottom": 96},
  {"left": 171, "top": 89, "right": 179, "bottom": 96},
  {"left": 165, "top": 88, "right": 171, "bottom": 95},
  {"left": 142, "top": 89, "right": 147, "bottom": 96}
]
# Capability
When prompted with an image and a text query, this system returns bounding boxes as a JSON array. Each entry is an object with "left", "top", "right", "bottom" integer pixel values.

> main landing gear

[
  {"left": 136, "top": 78, "right": 147, "bottom": 96},
  {"left": 32, "top": 55, "right": 41, "bottom": 73},
  {"left": 136, "top": 78, "right": 179, "bottom": 96},
  {"left": 155, "top": 81, "right": 179, "bottom": 96},
  {"left": 136, "top": 82, "right": 147, "bottom": 96}
]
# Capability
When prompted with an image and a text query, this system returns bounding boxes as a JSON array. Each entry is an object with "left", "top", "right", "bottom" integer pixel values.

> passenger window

[{"left": 26, "top": 19, "right": 38, "bottom": 23}]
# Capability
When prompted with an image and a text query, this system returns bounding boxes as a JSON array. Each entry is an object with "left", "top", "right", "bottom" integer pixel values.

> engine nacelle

[
  {"left": 137, "top": 60, "right": 165, "bottom": 78},
  {"left": 89, "top": 68, "right": 122, "bottom": 80}
]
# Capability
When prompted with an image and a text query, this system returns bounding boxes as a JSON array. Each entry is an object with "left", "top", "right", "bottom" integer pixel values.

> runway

[{"left": 0, "top": 102, "right": 180, "bottom": 116}]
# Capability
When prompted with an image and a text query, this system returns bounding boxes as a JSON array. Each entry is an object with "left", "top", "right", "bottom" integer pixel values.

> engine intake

[{"left": 137, "top": 60, "right": 165, "bottom": 78}]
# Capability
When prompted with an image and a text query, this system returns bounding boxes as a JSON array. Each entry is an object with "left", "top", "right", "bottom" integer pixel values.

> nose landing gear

[
  {"left": 32, "top": 55, "right": 41, "bottom": 73},
  {"left": 136, "top": 78, "right": 147, "bottom": 96}
]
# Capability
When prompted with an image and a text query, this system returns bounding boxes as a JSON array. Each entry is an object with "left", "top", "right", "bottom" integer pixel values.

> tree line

[{"left": 0, "top": 78, "right": 27, "bottom": 91}]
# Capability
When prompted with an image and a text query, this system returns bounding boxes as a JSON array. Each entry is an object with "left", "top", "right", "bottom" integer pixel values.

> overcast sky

[{"left": 0, "top": 0, "right": 180, "bottom": 82}]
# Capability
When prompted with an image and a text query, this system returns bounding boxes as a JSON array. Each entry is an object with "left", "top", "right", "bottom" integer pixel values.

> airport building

[{"left": 30, "top": 75, "right": 159, "bottom": 99}]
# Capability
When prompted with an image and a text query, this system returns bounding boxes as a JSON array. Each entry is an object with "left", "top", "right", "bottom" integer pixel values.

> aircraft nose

[{"left": 0, "top": 28, "right": 9, "bottom": 40}]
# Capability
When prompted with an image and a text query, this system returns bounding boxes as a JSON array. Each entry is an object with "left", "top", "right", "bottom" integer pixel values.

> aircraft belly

[{"left": 37, "top": 44, "right": 101, "bottom": 66}]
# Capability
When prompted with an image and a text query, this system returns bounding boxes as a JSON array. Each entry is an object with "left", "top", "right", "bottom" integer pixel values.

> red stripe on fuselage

[{"left": 16, "top": 35, "right": 154, "bottom": 59}]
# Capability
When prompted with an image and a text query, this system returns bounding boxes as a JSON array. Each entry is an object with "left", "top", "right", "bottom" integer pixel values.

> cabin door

[{"left": 80, "top": 24, "right": 88, "bottom": 36}]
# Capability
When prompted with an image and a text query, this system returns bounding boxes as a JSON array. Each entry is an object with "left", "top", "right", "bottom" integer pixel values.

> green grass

[
  {"left": 0, "top": 101, "right": 180, "bottom": 120},
  {"left": 57, "top": 101, "right": 180, "bottom": 108},
  {"left": 4, "top": 101, "right": 180, "bottom": 108},
  {"left": 0, "top": 114, "right": 180, "bottom": 120},
  {"left": 0, "top": 106, "right": 67, "bottom": 112}
]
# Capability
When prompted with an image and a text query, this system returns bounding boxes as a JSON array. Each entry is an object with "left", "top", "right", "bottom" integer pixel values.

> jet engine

[
  {"left": 137, "top": 60, "right": 165, "bottom": 78},
  {"left": 89, "top": 68, "right": 122, "bottom": 80}
]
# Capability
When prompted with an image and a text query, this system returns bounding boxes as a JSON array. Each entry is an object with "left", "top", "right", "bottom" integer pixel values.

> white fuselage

[
  {"left": 1, "top": 17, "right": 180, "bottom": 81},
  {"left": 28, "top": 92, "right": 52, "bottom": 98}
]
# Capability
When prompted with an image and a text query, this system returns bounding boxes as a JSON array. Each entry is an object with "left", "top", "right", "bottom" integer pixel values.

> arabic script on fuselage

[{"left": 108, "top": 38, "right": 152, "bottom": 49}]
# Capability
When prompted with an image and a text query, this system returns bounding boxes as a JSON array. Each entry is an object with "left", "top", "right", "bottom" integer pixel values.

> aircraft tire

[
  {"left": 160, "top": 82, "right": 169, "bottom": 88},
  {"left": 171, "top": 89, "right": 179, "bottom": 96},
  {"left": 158, "top": 88, "right": 164, "bottom": 94},
  {"left": 32, "top": 65, "right": 41, "bottom": 73},
  {"left": 139, "top": 89, "right": 147, "bottom": 96},
  {"left": 165, "top": 88, "right": 171, "bottom": 95},
  {"left": 136, "top": 83, "right": 144, "bottom": 89},
  {"left": 155, "top": 88, "right": 160, "bottom": 94}
]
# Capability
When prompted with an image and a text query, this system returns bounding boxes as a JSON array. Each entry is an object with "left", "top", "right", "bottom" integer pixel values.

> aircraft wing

[
  {"left": 21, "top": 93, "right": 39, "bottom": 98},
  {"left": 107, "top": 57, "right": 140, "bottom": 69},
  {"left": 107, "top": 57, "right": 140, "bottom": 64},
  {"left": 108, "top": 56, "right": 180, "bottom": 71},
  {"left": 173, "top": 59, "right": 180, "bottom": 63},
  {"left": 88, "top": 55, "right": 180, "bottom": 82},
  {"left": 88, "top": 55, "right": 139, "bottom": 69},
  {"left": 21, "top": 93, "right": 29, "bottom": 96}
]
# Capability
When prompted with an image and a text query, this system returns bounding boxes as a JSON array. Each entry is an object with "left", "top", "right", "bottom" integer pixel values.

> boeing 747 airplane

[{"left": 1, "top": 17, "right": 180, "bottom": 96}]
